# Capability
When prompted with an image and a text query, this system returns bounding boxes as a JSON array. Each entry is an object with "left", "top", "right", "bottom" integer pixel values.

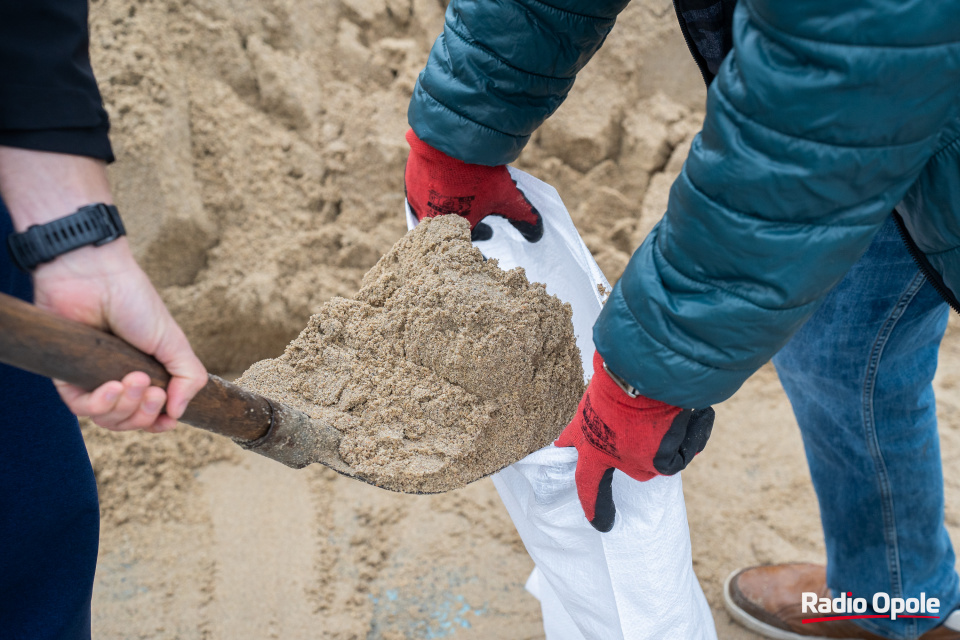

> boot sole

[{"left": 722, "top": 570, "right": 835, "bottom": 640}]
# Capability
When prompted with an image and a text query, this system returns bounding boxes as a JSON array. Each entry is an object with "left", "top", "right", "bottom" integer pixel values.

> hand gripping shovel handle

[{"left": 0, "top": 291, "right": 275, "bottom": 442}]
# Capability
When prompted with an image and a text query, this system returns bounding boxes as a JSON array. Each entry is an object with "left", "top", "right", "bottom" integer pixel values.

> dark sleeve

[
  {"left": 594, "top": 0, "right": 960, "bottom": 407},
  {"left": 408, "top": 0, "right": 631, "bottom": 166},
  {"left": 0, "top": 1, "right": 114, "bottom": 162}
]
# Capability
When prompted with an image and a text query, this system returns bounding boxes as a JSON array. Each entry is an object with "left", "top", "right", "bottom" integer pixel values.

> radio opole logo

[{"left": 802, "top": 591, "right": 940, "bottom": 623}]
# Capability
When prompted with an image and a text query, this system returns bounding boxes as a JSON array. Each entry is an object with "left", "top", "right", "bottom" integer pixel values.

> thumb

[
  {"left": 575, "top": 458, "right": 617, "bottom": 533},
  {"left": 652, "top": 407, "right": 716, "bottom": 475},
  {"left": 149, "top": 312, "right": 207, "bottom": 421},
  {"left": 471, "top": 221, "right": 493, "bottom": 242},
  {"left": 491, "top": 183, "right": 543, "bottom": 243},
  {"left": 554, "top": 419, "right": 580, "bottom": 449}
]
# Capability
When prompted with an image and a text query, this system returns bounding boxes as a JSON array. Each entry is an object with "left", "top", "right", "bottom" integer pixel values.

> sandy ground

[
  {"left": 84, "top": 331, "right": 960, "bottom": 639},
  {"left": 79, "top": 0, "right": 960, "bottom": 637}
]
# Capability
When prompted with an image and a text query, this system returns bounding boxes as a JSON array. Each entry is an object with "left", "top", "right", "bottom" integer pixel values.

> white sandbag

[{"left": 407, "top": 168, "right": 716, "bottom": 640}]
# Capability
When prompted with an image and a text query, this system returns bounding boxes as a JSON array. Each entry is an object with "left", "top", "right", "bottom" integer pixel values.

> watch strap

[{"left": 6, "top": 203, "right": 126, "bottom": 271}]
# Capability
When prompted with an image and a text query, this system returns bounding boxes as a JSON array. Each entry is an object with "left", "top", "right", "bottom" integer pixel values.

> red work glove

[
  {"left": 555, "top": 352, "right": 715, "bottom": 532},
  {"left": 404, "top": 129, "right": 543, "bottom": 242}
]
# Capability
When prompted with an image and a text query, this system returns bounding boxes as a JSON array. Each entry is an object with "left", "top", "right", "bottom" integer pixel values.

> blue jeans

[
  {"left": 774, "top": 215, "right": 959, "bottom": 639},
  {"left": 0, "top": 205, "right": 99, "bottom": 639}
]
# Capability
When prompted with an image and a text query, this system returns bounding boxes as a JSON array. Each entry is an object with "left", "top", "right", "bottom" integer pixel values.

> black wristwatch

[{"left": 6, "top": 203, "right": 126, "bottom": 272}]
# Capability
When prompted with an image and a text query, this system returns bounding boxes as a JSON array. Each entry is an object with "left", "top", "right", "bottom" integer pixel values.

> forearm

[
  {"left": 596, "top": 0, "right": 960, "bottom": 408},
  {"left": 0, "top": 5, "right": 206, "bottom": 433},
  {"left": 409, "top": 0, "right": 631, "bottom": 165},
  {"left": 0, "top": 147, "right": 112, "bottom": 231},
  {"left": 0, "top": 149, "right": 206, "bottom": 429}
]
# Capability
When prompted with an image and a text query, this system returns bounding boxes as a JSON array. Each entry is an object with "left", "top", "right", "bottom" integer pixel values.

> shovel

[{"left": 0, "top": 291, "right": 356, "bottom": 478}]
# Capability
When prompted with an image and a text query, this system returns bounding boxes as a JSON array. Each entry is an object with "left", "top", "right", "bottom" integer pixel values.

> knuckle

[{"left": 93, "top": 417, "right": 120, "bottom": 430}]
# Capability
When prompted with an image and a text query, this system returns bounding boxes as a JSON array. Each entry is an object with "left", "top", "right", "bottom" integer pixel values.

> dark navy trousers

[{"left": 0, "top": 205, "right": 99, "bottom": 639}]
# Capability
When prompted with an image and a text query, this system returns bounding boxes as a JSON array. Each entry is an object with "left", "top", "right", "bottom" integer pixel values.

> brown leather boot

[{"left": 724, "top": 563, "right": 960, "bottom": 639}]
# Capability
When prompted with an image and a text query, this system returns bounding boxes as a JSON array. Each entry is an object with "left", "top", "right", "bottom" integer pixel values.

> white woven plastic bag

[{"left": 407, "top": 168, "right": 717, "bottom": 640}]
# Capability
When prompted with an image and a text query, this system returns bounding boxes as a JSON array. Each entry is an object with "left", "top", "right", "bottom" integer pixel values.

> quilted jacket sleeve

[
  {"left": 408, "top": 0, "right": 630, "bottom": 166},
  {"left": 595, "top": 0, "right": 960, "bottom": 408}
]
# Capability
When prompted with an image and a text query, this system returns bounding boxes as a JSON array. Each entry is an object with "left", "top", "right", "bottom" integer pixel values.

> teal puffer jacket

[{"left": 409, "top": 0, "right": 960, "bottom": 408}]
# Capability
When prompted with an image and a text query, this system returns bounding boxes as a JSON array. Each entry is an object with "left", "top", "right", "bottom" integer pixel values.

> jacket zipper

[
  {"left": 892, "top": 210, "right": 960, "bottom": 314},
  {"left": 671, "top": 0, "right": 713, "bottom": 87}
]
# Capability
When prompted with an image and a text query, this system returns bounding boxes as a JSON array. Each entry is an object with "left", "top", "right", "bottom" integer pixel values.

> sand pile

[
  {"left": 87, "top": 0, "right": 704, "bottom": 373},
  {"left": 237, "top": 216, "right": 584, "bottom": 493},
  {"left": 78, "top": 0, "right": 759, "bottom": 636},
  {"left": 77, "top": 0, "right": 960, "bottom": 632}
]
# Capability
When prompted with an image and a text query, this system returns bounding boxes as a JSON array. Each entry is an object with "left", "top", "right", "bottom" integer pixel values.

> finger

[
  {"left": 575, "top": 460, "right": 617, "bottom": 533},
  {"left": 682, "top": 407, "right": 715, "bottom": 459},
  {"left": 506, "top": 213, "right": 544, "bottom": 243},
  {"left": 139, "top": 412, "right": 178, "bottom": 435},
  {"left": 149, "top": 414, "right": 179, "bottom": 434},
  {"left": 470, "top": 222, "right": 493, "bottom": 242},
  {"left": 487, "top": 199, "right": 544, "bottom": 242},
  {"left": 496, "top": 181, "right": 543, "bottom": 242},
  {"left": 90, "top": 371, "right": 151, "bottom": 429},
  {"left": 54, "top": 380, "right": 123, "bottom": 417},
  {"left": 554, "top": 420, "right": 580, "bottom": 448},
  {"left": 101, "top": 386, "right": 167, "bottom": 432},
  {"left": 652, "top": 407, "right": 716, "bottom": 475},
  {"left": 147, "top": 318, "right": 207, "bottom": 421},
  {"left": 164, "top": 362, "right": 207, "bottom": 422}
]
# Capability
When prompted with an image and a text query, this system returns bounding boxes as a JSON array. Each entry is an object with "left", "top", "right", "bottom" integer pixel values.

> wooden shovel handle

[{"left": 0, "top": 291, "right": 270, "bottom": 442}]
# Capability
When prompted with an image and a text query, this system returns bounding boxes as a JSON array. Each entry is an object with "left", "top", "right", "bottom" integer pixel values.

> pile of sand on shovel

[{"left": 237, "top": 216, "right": 584, "bottom": 493}]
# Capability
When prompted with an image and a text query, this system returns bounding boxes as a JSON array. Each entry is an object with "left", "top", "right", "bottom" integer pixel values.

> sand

[
  {"left": 89, "top": 0, "right": 705, "bottom": 374},
  {"left": 74, "top": 0, "right": 960, "bottom": 637},
  {"left": 236, "top": 216, "right": 583, "bottom": 493}
]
